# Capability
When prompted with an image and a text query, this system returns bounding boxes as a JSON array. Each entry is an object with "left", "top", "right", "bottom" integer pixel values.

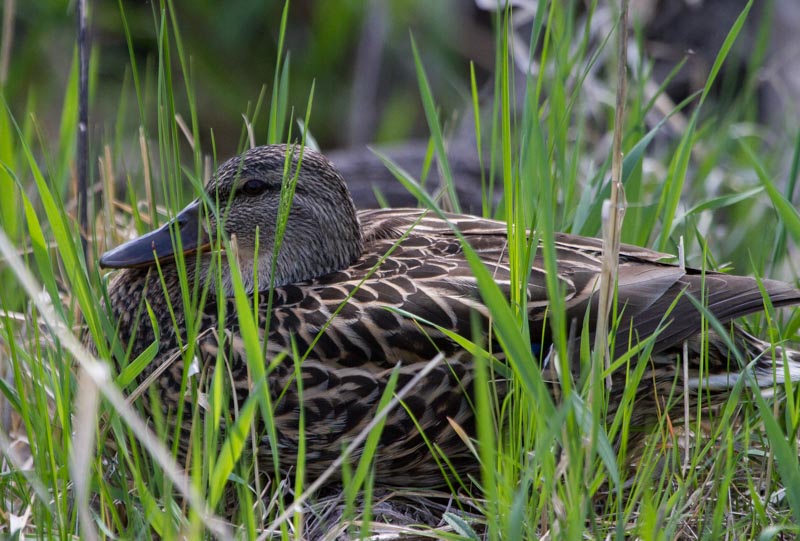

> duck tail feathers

[
  {"left": 752, "top": 344, "right": 800, "bottom": 396},
  {"left": 683, "top": 330, "right": 800, "bottom": 395}
]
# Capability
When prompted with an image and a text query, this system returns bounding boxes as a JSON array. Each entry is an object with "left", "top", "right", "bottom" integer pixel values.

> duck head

[{"left": 99, "top": 144, "right": 364, "bottom": 295}]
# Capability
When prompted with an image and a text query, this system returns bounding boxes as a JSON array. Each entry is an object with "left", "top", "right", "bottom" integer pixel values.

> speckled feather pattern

[{"left": 92, "top": 145, "right": 800, "bottom": 487}]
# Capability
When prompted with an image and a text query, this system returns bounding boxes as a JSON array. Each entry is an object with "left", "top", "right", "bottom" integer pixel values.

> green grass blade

[{"left": 409, "top": 34, "right": 461, "bottom": 214}]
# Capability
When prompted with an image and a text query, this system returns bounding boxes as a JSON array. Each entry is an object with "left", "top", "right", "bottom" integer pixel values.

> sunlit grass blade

[
  {"left": 267, "top": 0, "right": 291, "bottom": 144},
  {"left": 655, "top": 0, "right": 753, "bottom": 251},
  {"left": 740, "top": 141, "right": 800, "bottom": 245},
  {"left": 207, "top": 379, "right": 262, "bottom": 509},
  {"left": 410, "top": 34, "right": 461, "bottom": 214},
  {"left": 669, "top": 186, "right": 764, "bottom": 236}
]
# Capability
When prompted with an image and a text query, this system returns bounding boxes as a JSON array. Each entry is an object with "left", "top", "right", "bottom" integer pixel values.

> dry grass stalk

[{"left": 593, "top": 0, "right": 629, "bottom": 387}]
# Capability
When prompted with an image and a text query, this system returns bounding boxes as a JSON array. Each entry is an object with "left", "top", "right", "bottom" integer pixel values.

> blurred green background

[{"left": 4, "top": 0, "right": 494, "bottom": 157}]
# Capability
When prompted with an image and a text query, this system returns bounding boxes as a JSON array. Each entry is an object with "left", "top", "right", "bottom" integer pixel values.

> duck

[{"left": 94, "top": 143, "right": 800, "bottom": 487}]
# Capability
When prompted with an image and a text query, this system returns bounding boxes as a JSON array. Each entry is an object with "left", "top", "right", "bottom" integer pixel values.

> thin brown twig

[
  {"left": 139, "top": 126, "right": 155, "bottom": 224},
  {"left": 100, "top": 145, "right": 114, "bottom": 246},
  {"left": 593, "top": 0, "right": 629, "bottom": 390},
  {"left": 0, "top": 0, "right": 15, "bottom": 86},
  {"left": 679, "top": 236, "right": 690, "bottom": 471},
  {"left": 77, "top": 0, "right": 89, "bottom": 262}
]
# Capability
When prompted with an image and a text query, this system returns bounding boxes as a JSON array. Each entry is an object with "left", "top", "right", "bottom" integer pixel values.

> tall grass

[{"left": 2, "top": 0, "right": 800, "bottom": 539}]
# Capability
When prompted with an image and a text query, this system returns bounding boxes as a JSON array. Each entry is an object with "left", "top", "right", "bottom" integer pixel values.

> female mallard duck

[{"left": 96, "top": 144, "right": 800, "bottom": 486}]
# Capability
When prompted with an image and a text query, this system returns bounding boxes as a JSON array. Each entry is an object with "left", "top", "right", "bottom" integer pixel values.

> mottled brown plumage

[{"left": 93, "top": 144, "right": 800, "bottom": 487}]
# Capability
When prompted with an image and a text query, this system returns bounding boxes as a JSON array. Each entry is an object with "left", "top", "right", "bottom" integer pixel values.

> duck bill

[{"left": 99, "top": 202, "right": 211, "bottom": 269}]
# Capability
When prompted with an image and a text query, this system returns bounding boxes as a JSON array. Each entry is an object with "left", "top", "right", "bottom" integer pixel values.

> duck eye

[{"left": 239, "top": 179, "right": 269, "bottom": 197}]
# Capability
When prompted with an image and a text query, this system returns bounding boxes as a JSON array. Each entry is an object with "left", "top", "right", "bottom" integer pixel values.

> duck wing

[
  {"left": 207, "top": 208, "right": 800, "bottom": 372},
  {"left": 551, "top": 232, "right": 800, "bottom": 357},
  {"left": 353, "top": 209, "right": 800, "bottom": 360}
]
